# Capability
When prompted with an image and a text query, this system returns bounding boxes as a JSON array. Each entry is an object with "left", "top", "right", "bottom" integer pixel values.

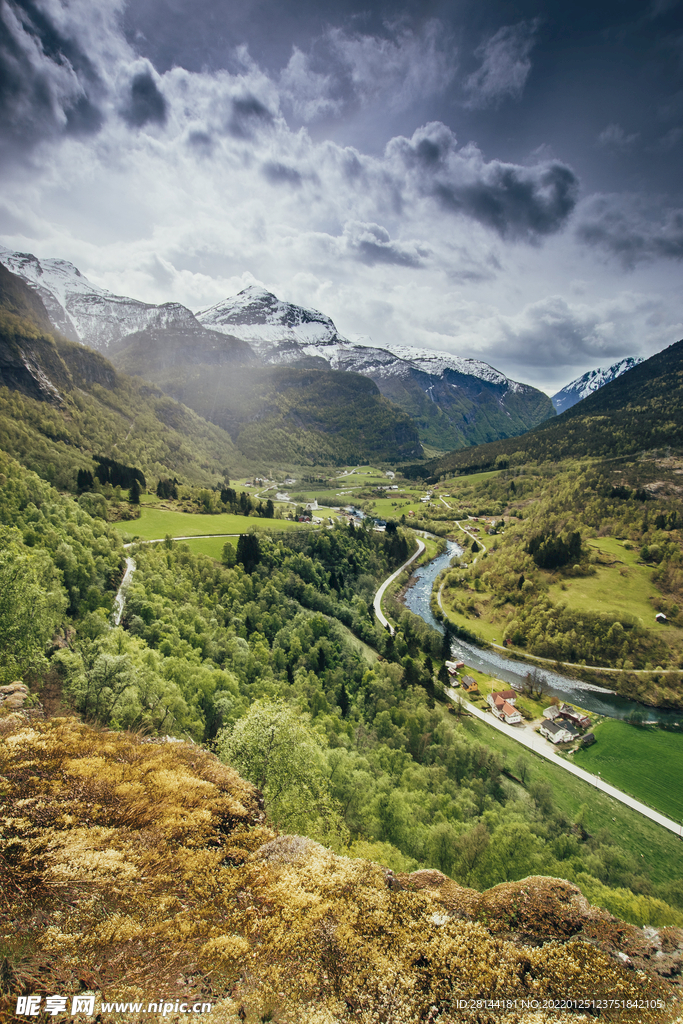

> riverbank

[{"left": 370, "top": 530, "right": 683, "bottom": 826}]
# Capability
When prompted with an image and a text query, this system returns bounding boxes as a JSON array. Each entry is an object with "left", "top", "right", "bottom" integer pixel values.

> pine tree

[{"left": 339, "top": 681, "right": 350, "bottom": 718}]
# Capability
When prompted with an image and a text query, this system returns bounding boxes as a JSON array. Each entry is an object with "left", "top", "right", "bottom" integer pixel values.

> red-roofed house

[{"left": 487, "top": 692, "right": 522, "bottom": 724}]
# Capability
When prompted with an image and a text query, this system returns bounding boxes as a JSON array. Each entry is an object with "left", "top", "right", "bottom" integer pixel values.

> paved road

[
  {"left": 373, "top": 539, "right": 426, "bottom": 635},
  {"left": 447, "top": 687, "right": 683, "bottom": 837}
]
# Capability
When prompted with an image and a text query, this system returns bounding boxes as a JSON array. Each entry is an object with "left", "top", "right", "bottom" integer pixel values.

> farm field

[
  {"left": 573, "top": 718, "right": 683, "bottom": 821},
  {"left": 458, "top": 712, "right": 683, "bottom": 886},
  {"left": 369, "top": 496, "right": 428, "bottom": 518},
  {"left": 113, "top": 506, "right": 310, "bottom": 541}
]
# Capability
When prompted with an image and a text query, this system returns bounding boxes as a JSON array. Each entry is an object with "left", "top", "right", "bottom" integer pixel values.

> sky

[{"left": 0, "top": 0, "right": 682, "bottom": 392}]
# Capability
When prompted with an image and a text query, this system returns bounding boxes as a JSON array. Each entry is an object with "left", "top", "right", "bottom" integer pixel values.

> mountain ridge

[
  {"left": 416, "top": 337, "right": 683, "bottom": 479},
  {"left": 552, "top": 357, "right": 644, "bottom": 413},
  {"left": 0, "top": 249, "right": 556, "bottom": 453}
]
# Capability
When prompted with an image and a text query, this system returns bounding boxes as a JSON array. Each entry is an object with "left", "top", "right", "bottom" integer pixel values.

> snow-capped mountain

[
  {"left": 197, "top": 286, "right": 346, "bottom": 356},
  {"left": 552, "top": 357, "right": 644, "bottom": 413},
  {"left": 198, "top": 286, "right": 521, "bottom": 388},
  {"left": 0, "top": 249, "right": 556, "bottom": 450},
  {"left": 0, "top": 248, "right": 201, "bottom": 350},
  {"left": 195, "top": 285, "right": 555, "bottom": 448}
]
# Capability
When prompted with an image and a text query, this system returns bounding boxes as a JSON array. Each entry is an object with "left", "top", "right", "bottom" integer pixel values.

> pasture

[
  {"left": 573, "top": 717, "right": 683, "bottom": 821},
  {"left": 114, "top": 506, "right": 310, "bottom": 541}
]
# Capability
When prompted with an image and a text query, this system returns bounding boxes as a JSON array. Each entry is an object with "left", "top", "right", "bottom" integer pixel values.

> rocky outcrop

[
  {"left": 0, "top": 681, "right": 30, "bottom": 709},
  {"left": 0, "top": 718, "right": 679, "bottom": 1024}
]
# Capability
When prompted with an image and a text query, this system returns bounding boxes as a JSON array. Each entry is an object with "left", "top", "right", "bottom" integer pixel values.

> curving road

[
  {"left": 373, "top": 538, "right": 426, "bottom": 635},
  {"left": 448, "top": 687, "right": 683, "bottom": 837}
]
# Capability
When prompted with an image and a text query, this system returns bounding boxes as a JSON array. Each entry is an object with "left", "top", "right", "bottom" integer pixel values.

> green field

[
  {"left": 573, "top": 717, "right": 683, "bottom": 821},
  {"left": 174, "top": 536, "right": 236, "bottom": 560},
  {"left": 443, "top": 469, "right": 502, "bottom": 488},
  {"left": 546, "top": 538, "right": 666, "bottom": 631},
  {"left": 457, "top": 713, "right": 683, "bottom": 886},
  {"left": 113, "top": 506, "right": 310, "bottom": 541}
]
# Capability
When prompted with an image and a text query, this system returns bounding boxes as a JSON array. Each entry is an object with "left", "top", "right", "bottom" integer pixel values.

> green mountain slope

[
  {"left": 374, "top": 366, "right": 555, "bottom": 452},
  {"left": 0, "top": 264, "right": 245, "bottom": 488},
  {"left": 114, "top": 336, "right": 423, "bottom": 465},
  {"left": 418, "top": 338, "right": 683, "bottom": 478}
]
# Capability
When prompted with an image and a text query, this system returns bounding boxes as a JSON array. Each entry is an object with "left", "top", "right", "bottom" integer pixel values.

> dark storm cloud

[
  {"left": 0, "top": 0, "right": 105, "bottom": 158},
  {"left": 387, "top": 122, "right": 579, "bottom": 241},
  {"left": 577, "top": 196, "right": 683, "bottom": 267},
  {"left": 120, "top": 69, "right": 167, "bottom": 127},
  {"left": 261, "top": 161, "right": 302, "bottom": 187},
  {"left": 342, "top": 221, "right": 428, "bottom": 267},
  {"left": 488, "top": 295, "right": 650, "bottom": 374},
  {"left": 228, "top": 94, "right": 274, "bottom": 138}
]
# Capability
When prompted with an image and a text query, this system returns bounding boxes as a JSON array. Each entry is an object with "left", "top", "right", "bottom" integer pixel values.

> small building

[
  {"left": 543, "top": 705, "right": 560, "bottom": 721},
  {"left": 539, "top": 719, "right": 578, "bottom": 744},
  {"left": 558, "top": 704, "right": 591, "bottom": 730},
  {"left": 487, "top": 692, "right": 522, "bottom": 724},
  {"left": 462, "top": 676, "right": 479, "bottom": 693},
  {"left": 655, "top": 612, "right": 667, "bottom": 623},
  {"left": 490, "top": 689, "right": 517, "bottom": 705},
  {"left": 581, "top": 732, "right": 597, "bottom": 747},
  {"left": 445, "top": 660, "right": 465, "bottom": 675}
]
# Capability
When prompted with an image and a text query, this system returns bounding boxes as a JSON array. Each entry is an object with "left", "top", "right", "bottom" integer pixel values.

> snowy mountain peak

[
  {"left": 552, "top": 357, "right": 644, "bottom": 413},
  {"left": 386, "top": 345, "right": 516, "bottom": 389},
  {"left": 0, "top": 248, "right": 202, "bottom": 349},
  {"left": 196, "top": 286, "right": 347, "bottom": 354}
]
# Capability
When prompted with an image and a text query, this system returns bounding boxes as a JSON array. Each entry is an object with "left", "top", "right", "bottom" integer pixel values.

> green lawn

[
  {"left": 113, "top": 506, "right": 310, "bottom": 541},
  {"left": 573, "top": 717, "right": 683, "bottom": 821},
  {"left": 457, "top": 713, "right": 683, "bottom": 886}
]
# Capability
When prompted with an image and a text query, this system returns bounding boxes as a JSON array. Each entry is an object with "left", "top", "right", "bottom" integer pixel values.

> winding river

[{"left": 403, "top": 539, "right": 681, "bottom": 724}]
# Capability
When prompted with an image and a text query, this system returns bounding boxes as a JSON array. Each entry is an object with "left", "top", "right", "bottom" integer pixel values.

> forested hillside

[
  {"left": 0, "top": 264, "right": 249, "bottom": 489},
  {"left": 114, "top": 341, "right": 423, "bottom": 464},
  {"left": 416, "top": 338, "right": 683, "bottom": 479},
  {"left": 2, "top": 448, "right": 682, "bottom": 936}
]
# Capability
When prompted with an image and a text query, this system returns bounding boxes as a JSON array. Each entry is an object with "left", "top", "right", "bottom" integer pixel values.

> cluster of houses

[
  {"left": 445, "top": 660, "right": 479, "bottom": 694},
  {"left": 445, "top": 660, "right": 596, "bottom": 746},
  {"left": 539, "top": 704, "right": 594, "bottom": 745}
]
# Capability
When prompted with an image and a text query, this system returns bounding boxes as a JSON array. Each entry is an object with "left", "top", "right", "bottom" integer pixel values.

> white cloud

[
  {"left": 326, "top": 19, "right": 457, "bottom": 112},
  {"left": 279, "top": 48, "right": 342, "bottom": 122},
  {"left": 464, "top": 21, "right": 538, "bottom": 109},
  {"left": 597, "top": 123, "right": 640, "bottom": 149}
]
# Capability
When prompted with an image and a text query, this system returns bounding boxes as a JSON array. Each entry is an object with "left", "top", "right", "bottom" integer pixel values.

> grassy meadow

[
  {"left": 114, "top": 505, "right": 310, "bottom": 541},
  {"left": 547, "top": 538, "right": 666, "bottom": 631},
  {"left": 459, "top": 712, "right": 683, "bottom": 886},
  {"left": 572, "top": 718, "right": 683, "bottom": 822}
]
